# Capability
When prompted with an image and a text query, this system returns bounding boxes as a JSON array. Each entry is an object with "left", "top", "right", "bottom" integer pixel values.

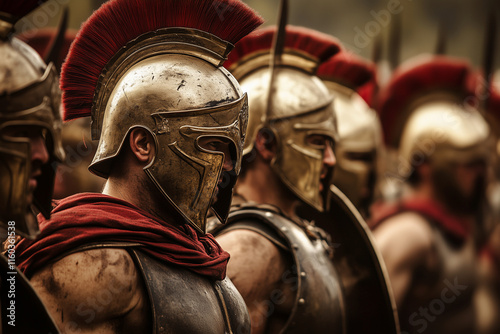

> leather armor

[
  {"left": 130, "top": 249, "right": 251, "bottom": 334},
  {"left": 212, "top": 204, "right": 346, "bottom": 334}
]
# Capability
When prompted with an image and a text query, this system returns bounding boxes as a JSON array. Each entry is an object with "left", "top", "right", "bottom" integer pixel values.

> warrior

[
  {"left": 0, "top": 1, "right": 64, "bottom": 333},
  {"left": 317, "top": 51, "right": 383, "bottom": 219},
  {"left": 19, "top": 27, "right": 105, "bottom": 198},
  {"left": 475, "top": 83, "right": 500, "bottom": 334},
  {"left": 371, "top": 55, "right": 492, "bottom": 334},
  {"left": 211, "top": 24, "right": 341, "bottom": 334},
  {"left": 209, "top": 15, "right": 399, "bottom": 331},
  {"left": 15, "top": 0, "right": 262, "bottom": 333}
]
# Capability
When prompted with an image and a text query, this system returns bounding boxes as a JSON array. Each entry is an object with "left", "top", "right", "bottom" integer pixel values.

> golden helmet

[
  {"left": 318, "top": 51, "right": 382, "bottom": 215},
  {"left": 378, "top": 55, "right": 491, "bottom": 182},
  {"left": 226, "top": 26, "right": 341, "bottom": 211},
  {"left": 61, "top": 0, "right": 263, "bottom": 233},
  {"left": 0, "top": 3, "right": 64, "bottom": 238}
]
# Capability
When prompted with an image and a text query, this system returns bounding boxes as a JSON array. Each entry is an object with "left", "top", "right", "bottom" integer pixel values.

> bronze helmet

[
  {"left": 0, "top": 4, "right": 64, "bottom": 239},
  {"left": 378, "top": 55, "right": 491, "bottom": 184},
  {"left": 226, "top": 26, "right": 341, "bottom": 211},
  {"left": 318, "top": 51, "right": 382, "bottom": 216},
  {"left": 61, "top": 0, "right": 263, "bottom": 233}
]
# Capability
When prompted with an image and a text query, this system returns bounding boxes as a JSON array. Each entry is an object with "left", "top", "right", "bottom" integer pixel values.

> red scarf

[
  {"left": 369, "top": 198, "right": 472, "bottom": 241},
  {"left": 16, "top": 193, "right": 229, "bottom": 280}
]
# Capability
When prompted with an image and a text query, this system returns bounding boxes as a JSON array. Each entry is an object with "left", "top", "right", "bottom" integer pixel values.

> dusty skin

[{"left": 30, "top": 248, "right": 150, "bottom": 334}]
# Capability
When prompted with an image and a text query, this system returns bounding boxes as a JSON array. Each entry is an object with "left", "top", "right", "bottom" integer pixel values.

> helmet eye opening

[
  {"left": 306, "top": 134, "right": 335, "bottom": 151},
  {"left": 1, "top": 124, "right": 52, "bottom": 151},
  {"left": 197, "top": 136, "right": 237, "bottom": 171}
]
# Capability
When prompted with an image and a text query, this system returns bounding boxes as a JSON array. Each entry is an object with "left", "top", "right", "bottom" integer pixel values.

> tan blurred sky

[{"left": 18, "top": 0, "right": 500, "bottom": 71}]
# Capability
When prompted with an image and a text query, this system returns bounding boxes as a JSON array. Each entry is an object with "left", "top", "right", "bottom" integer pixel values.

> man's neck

[
  {"left": 236, "top": 163, "right": 298, "bottom": 219},
  {"left": 102, "top": 176, "right": 173, "bottom": 223},
  {"left": 102, "top": 177, "right": 137, "bottom": 206}
]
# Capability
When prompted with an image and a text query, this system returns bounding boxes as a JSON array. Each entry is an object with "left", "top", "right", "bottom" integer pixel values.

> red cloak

[
  {"left": 369, "top": 198, "right": 472, "bottom": 241},
  {"left": 16, "top": 193, "right": 229, "bottom": 280}
]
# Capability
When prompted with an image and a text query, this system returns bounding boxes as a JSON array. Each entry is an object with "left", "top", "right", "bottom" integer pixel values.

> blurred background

[{"left": 17, "top": 0, "right": 500, "bottom": 74}]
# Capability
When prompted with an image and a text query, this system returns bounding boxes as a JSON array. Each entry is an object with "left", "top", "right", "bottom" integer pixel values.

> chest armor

[
  {"left": 129, "top": 249, "right": 250, "bottom": 334},
  {"left": 216, "top": 207, "right": 346, "bottom": 334},
  {"left": 400, "top": 227, "right": 477, "bottom": 334}
]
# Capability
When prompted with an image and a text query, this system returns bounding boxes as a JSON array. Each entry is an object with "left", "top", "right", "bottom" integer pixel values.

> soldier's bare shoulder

[
  {"left": 373, "top": 211, "right": 435, "bottom": 269},
  {"left": 374, "top": 211, "right": 434, "bottom": 250},
  {"left": 30, "top": 248, "right": 147, "bottom": 333},
  {"left": 217, "top": 229, "right": 287, "bottom": 296}
]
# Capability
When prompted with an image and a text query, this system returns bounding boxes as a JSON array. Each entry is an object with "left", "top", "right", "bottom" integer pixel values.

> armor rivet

[
  {"left": 265, "top": 212, "right": 273, "bottom": 217},
  {"left": 300, "top": 272, "right": 306, "bottom": 278},
  {"left": 281, "top": 226, "right": 288, "bottom": 231},
  {"left": 298, "top": 298, "right": 305, "bottom": 305}
]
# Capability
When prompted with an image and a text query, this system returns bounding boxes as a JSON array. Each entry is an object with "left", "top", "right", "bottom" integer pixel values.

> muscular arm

[
  {"left": 217, "top": 229, "right": 291, "bottom": 334},
  {"left": 372, "top": 212, "right": 436, "bottom": 308},
  {"left": 30, "top": 248, "right": 149, "bottom": 334}
]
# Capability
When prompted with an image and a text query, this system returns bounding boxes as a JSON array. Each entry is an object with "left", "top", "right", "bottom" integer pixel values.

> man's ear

[
  {"left": 129, "top": 127, "right": 155, "bottom": 165},
  {"left": 255, "top": 128, "right": 276, "bottom": 161}
]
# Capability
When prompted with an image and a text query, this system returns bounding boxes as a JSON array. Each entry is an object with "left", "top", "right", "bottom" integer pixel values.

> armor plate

[
  {"left": 130, "top": 249, "right": 251, "bottom": 334},
  {"left": 213, "top": 204, "right": 346, "bottom": 333}
]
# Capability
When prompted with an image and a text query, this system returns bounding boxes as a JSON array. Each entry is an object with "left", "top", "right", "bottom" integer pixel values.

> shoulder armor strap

[
  {"left": 211, "top": 206, "right": 290, "bottom": 251},
  {"left": 221, "top": 207, "right": 345, "bottom": 334}
]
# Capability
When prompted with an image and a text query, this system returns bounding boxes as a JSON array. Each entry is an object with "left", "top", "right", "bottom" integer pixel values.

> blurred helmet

[
  {"left": 226, "top": 26, "right": 341, "bottom": 211},
  {"left": 61, "top": 0, "right": 262, "bottom": 233},
  {"left": 19, "top": 28, "right": 104, "bottom": 198},
  {"left": 0, "top": 4, "right": 64, "bottom": 239},
  {"left": 378, "top": 55, "right": 491, "bottom": 190},
  {"left": 318, "top": 51, "right": 382, "bottom": 215}
]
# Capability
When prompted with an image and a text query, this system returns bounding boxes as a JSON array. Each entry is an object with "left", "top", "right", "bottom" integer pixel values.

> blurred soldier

[
  {"left": 372, "top": 55, "right": 492, "bottom": 334},
  {"left": 317, "top": 51, "right": 383, "bottom": 218},
  {"left": 19, "top": 28, "right": 105, "bottom": 198},
  {"left": 0, "top": 1, "right": 64, "bottom": 333},
  {"left": 474, "top": 84, "right": 500, "bottom": 334},
  {"left": 15, "top": 0, "right": 262, "bottom": 333}
]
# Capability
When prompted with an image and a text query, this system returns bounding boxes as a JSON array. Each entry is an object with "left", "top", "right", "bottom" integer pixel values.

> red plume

[
  {"left": 0, "top": 0, "right": 48, "bottom": 22},
  {"left": 377, "top": 55, "right": 478, "bottom": 146},
  {"left": 317, "top": 51, "right": 377, "bottom": 106},
  {"left": 225, "top": 25, "right": 342, "bottom": 70},
  {"left": 61, "top": 0, "right": 263, "bottom": 121}
]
